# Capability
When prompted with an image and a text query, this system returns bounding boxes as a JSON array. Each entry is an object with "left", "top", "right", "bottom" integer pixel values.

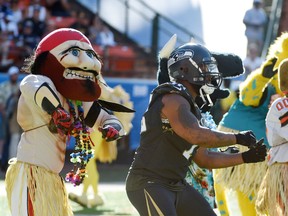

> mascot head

[
  {"left": 266, "top": 32, "right": 288, "bottom": 71},
  {"left": 33, "top": 28, "right": 102, "bottom": 101}
]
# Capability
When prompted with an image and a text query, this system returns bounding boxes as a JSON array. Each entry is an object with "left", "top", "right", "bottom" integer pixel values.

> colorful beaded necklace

[{"left": 65, "top": 100, "right": 94, "bottom": 186}]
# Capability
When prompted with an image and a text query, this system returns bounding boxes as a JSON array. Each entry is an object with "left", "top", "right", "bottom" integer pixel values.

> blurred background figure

[
  {"left": 0, "top": 13, "right": 18, "bottom": 67},
  {"left": 10, "top": 0, "right": 23, "bottom": 26},
  {"left": 0, "top": 66, "right": 21, "bottom": 171},
  {"left": 16, "top": 20, "right": 41, "bottom": 58},
  {"left": 46, "top": 0, "right": 71, "bottom": 17},
  {"left": 88, "top": 14, "right": 103, "bottom": 45},
  {"left": 97, "top": 25, "right": 116, "bottom": 48},
  {"left": 26, "top": 0, "right": 47, "bottom": 22},
  {"left": 0, "top": 101, "right": 7, "bottom": 171},
  {"left": 69, "top": 11, "right": 90, "bottom": 36},
  {"left": 243, "top": 0, "right": 268, "bottom": 56},
  {"left": 243, "top": 42, "right": 264, "bottom": 78}
]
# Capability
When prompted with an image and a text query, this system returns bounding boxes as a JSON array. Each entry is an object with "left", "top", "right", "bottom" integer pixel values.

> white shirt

[{"left": 266, "top": 97, "right": 288, "bottom": 165}]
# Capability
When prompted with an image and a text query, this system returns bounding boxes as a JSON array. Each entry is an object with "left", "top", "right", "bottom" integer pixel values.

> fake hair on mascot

[
  {"left": 213, "top": 32, "right": 288, "bottom": 216},
  {"left": 156, "top": 34, "right": 245, "bottom": 208},
  {"left": 5, "top": 28, "right": 134, "bottom": 216},
  {"left": 69, "top": 76, "right": 134, "bottom": 208}
]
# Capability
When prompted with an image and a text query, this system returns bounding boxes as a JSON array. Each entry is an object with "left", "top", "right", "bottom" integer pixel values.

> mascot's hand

[
  {"left": 50, "top": 106, "right": 72, "bottom": 135},
  {"left": 99, "top": 124, "right": 121, "bottom": 142},
  {"left": 262, "top": 58, "right": 277, "bottom": 78},
  {"left": 242, "top": 138, "right": 267, "bottom": 163},
  {"left": 234, "top": 130, "right": 257, "bottom": 148}
]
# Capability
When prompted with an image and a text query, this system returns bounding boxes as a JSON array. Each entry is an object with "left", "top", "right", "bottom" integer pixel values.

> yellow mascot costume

[
  {"left": 69, "top": 77, "right": 134, "bottom": 207},
  {"left": 214, "top": 32, "right": 288, "bottom": 216}
]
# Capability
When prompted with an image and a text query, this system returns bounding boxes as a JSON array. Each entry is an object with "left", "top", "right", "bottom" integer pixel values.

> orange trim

[
  {"left": 280, "top": 115, "right": 288, "bottom": 125},
  {"left": 27, "top": 190, "right": 34, "bottom": 216}
]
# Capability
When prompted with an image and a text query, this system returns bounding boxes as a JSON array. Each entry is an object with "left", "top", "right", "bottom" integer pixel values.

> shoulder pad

[
  {"left": 150, "top": 82, "right": 201, "bottom": 120},
  {"left": 152, "top": 82, "right": 187, "bottom": 96}
]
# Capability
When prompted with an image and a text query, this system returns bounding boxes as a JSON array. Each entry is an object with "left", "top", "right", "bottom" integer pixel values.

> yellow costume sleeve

[
  {"left": 239, "top": 68, "right": 272, "bottom": 107},
  {"left": 239, "top": 32, "right": 288, "bottom": 107}
]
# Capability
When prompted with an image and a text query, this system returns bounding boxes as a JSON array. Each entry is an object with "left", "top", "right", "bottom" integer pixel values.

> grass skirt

[
  {"left": 255, "top": 163, "right": 288, "bottom": 216},
  {"left": 5, "top": 160, "right": 73, "bottom": 216},
  {"left": 213, "top": 125, "right": 268, "bottom": 199}
]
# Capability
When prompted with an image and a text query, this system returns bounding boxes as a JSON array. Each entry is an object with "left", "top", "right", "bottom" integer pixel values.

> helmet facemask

[{"left": 198, "top": 57, "right": 222, "bottom": 107}]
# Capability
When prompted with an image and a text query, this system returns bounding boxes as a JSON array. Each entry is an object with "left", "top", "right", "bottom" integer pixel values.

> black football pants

[{"left": 126, "top": 182, "right": 216, "bottom": 216}]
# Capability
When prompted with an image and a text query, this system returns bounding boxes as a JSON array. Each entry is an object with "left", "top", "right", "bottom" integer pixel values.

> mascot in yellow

[
  {"left": 213, "top": 32, "right": 288, "bottom": 216},
  {"left": 69, "top": 76, "right": 134, "bottom": 208}
]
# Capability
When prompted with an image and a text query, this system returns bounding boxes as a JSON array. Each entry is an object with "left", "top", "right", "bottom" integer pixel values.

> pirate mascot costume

[{"left": 5, "top": 28, "right": 131, "bottom": 216}]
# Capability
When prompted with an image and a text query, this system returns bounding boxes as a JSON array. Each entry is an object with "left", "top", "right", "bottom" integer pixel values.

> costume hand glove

[
  {"left": 262, "top": 58, "right": 277, "bottom": 78},
  {"left": 50, "top": 106, "right": 72, "bottom": 135},
  {"left": 234, "top": 130, "right": 257, "bottom": 148},
  {"left": 242, "top": 138, "right": 267, "bottom": 163},
  {"left": 99, "top": 124, "right": 121, "bottom": 142}
]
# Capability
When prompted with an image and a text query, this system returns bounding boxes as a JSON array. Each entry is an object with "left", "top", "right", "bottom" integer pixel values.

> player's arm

[
  {"left": 193, "top": 147, "right": 244, "bottom": 168},
  {"left": 161, "top": 93, "right": 256, "bottom": 148},
  {"left": 193, "top": 143, "right": 266, "bottom": 169}
]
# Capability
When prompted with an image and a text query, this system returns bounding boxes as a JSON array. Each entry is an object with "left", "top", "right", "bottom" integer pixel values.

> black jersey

[{"left": 128, "top": 82, "right": 202, "bottom": 189}]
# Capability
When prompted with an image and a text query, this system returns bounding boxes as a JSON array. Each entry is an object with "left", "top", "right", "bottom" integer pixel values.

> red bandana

[{"left": 35, "top": 28, "right": 91, "bottom": 58}]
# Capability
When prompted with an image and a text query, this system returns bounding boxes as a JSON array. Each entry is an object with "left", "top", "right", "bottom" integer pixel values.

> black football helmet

[
  {"left": 168, "top": 43, "right": 223, "bottom": 105},
  {"left": 168, "top": 43, "right": 222, "bottom": 89}
]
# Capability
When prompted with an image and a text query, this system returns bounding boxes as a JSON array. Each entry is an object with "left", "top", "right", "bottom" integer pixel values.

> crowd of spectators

[{"left": 0, "top": 0, "right": 116, "bottom": 72}]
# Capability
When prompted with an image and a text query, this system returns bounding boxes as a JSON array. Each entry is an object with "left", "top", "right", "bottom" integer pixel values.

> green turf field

[
  {"left": 0, "top": 163, "right": 139, "bottom": 216},
  {"left": 0, "top": 163, "right": 229, "bottom": 216},
  {"left": 0, "top": 180, "right": 139, "bottom": 216}
]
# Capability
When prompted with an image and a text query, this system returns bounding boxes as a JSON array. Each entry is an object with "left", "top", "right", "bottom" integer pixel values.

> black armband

[
  {"left": 84, "top": 101, "right": 102, "bottom": 127},
  {"left": 34, "top": 82, "right": 61, "bottom": 114}
]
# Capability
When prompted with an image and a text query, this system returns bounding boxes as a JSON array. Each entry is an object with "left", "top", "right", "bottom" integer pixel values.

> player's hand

[
  {"left": 50, "top": 106, "right": 72, "bottom": 135},
  {"left": 234, "top": 130, "right": 257, "bottom": 148},
  {"left": 99, "top": 125, "right": 120, "bottom": 142},
  {"left": 242, "top": 138, "right": 267, "bottom": 163}
]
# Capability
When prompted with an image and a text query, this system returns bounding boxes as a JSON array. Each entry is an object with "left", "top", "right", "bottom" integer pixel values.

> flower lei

[
  {"left": 65, "top": 100, "right": 95, "bottom": 186},
  {"left": 186, "top": 111, "right": 218, "bottom": 208},
  {"left": 200, "top": 111, "right": 217, "bottom": 130}
]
